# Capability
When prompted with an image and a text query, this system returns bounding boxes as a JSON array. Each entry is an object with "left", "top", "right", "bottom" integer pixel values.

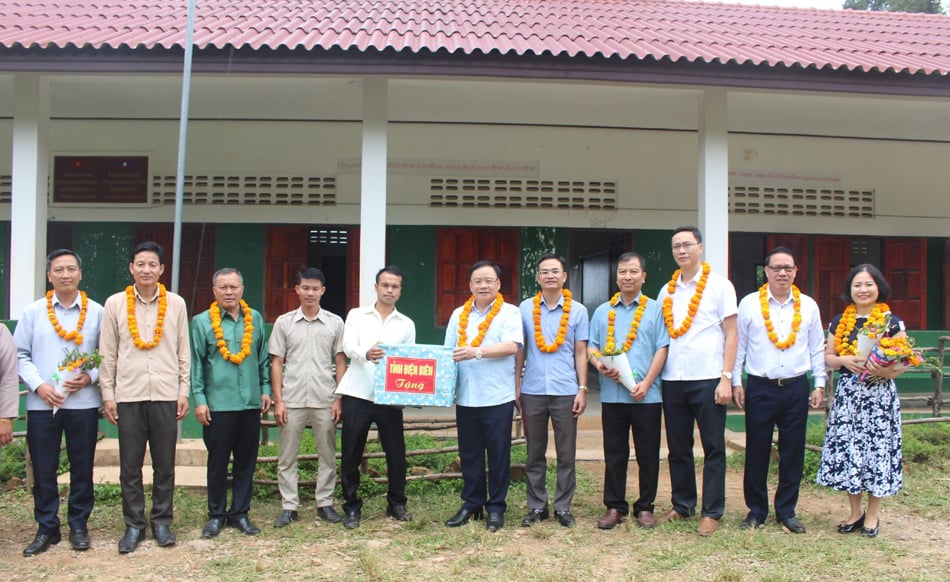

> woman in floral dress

[{"left": 816, "top": 264, "right": 908, "bottom": 538}]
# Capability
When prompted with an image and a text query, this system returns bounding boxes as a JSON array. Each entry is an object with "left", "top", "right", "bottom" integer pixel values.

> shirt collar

[
  {"left": 293, "top": 307, "right": 323, "bottom": 323},
  {"left": 765, "top": 286, "right": 794, "bottom": 306},
  {"left": 133, "top": 285, "right": 160, "bottom": 304},
  {"left": 539, "top": 292, "right": 567, "bottom": 311},
  {"left": 611, "top": 292, "right": 643, "bottom": 308},
  {"left": 50, "top": 292, "right": 82, "bottom": 309}
]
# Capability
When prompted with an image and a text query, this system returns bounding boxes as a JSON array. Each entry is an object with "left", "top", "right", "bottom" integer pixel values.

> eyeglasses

[
  {"left": 538, "top": 269, "right": 562, "bottom": 277},
  {"left": 766, "top": 265, "right": 797, "bottom": 273},
  {"left": 672, "top": 242, "right": 698, "bottom": 251},
  {"left": 471, "top": 278, "right": 499, "bottom": 286}
]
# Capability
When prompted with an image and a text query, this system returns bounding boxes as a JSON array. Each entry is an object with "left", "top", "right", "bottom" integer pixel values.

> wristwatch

[
  {"left": 721, "top": 371, "right": 733, "bottom": 381},
  {"left": 578, "top": 385, "right": 588, "bottom": 392},
  {"left": 475, "top": 349, "right": 483, "bottom": 360}
]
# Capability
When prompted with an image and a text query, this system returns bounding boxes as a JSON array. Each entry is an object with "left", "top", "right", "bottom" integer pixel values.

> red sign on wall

[{"left": 384, "top": 357, "right": 437, "bottom": 395}]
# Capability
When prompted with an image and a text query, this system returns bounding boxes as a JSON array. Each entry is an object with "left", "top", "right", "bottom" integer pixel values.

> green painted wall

[
  {"left": 75, "top": 222, "right": 134, "bottom": 304},
  {"left": 215, "top": 223, "right": 266, "bottom": 310},
  {"left": 926, "top": 238, "right": 944, "bottom": 329},
  {"left": 633, "top": 229, "right": 675, "bottom": 300},
  {"left": 0, "top": 221, "right": 9, "bottom": 319},
  {"left": 519, "top": 226, "right": 567, "bottom": 300},
  {"left": 387, "top": 226, "right": 440, "bottom": 344}
]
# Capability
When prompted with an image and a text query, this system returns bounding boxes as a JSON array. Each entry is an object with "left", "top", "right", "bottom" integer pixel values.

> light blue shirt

[
  {"left": 444, "top": 300, "right": 523, "bottom": 407},
  {"left": 518, "top": 293, "right": 589, "bottom": 396},
  {"left": 589, "top": 293, "right": 669, "bottom": 404},
  {"left": 15, "top": 292, "right": 104, "bottom": 411}
]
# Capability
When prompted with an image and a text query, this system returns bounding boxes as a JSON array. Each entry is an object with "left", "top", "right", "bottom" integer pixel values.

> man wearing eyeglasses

[
  {"left": 443, "top": 261, "right": 523, "bottom": 532},
  {"left": 191, "top": 268, "right": 271, "bottom": 538},
  {"left": 515, "top": 253, "right": 589, "bottom": 528},
  {"left": 731, "top": 247, "right": 825, "bottom": 534},
  {"left": 657, "top": 226, "right": 738, "bottom": 536}
]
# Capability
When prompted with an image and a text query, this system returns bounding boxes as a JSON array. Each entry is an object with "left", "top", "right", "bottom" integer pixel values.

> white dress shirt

[{"left": 336, "top": 305, "right": 416, "bottom": 401}]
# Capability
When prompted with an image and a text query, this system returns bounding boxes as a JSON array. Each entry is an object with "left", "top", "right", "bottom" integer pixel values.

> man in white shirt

[
  {"left": 657, "top": 226, "right": 738, "bottom": 536},
  {"left": 731, "top": 246, "right": 825, "bottom": 533},
  {"left": 335, "top": 266, "right": 417, "bottom": 529}
]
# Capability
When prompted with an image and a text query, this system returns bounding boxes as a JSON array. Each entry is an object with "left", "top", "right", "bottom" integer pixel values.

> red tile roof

[{"left": 1, "top": 0, "right": 948, "bottom": 76}]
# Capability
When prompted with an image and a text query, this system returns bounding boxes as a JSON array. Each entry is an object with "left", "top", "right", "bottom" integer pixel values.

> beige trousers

[{"left": 277, "top": 407, "right": 337, "bottom": 510}]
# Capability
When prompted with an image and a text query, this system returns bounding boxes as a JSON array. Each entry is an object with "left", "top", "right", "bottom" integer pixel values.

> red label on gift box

[{"left": 384, "top": 357, "right": 438, "bottom": 394}]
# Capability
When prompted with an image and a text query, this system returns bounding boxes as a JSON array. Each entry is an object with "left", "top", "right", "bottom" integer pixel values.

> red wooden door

[
  {"left": 813, "top": 236, "right": 851, "bottom": 324},
  {"left": 264, "top": 226, "right": 308, "bottom": 322},
  {"left": 766, "top": 234, "right": 809, "bottom": 292},
  {"left": 133, "top": 223, "right": 216, "bottom": 316},
  {"left": 884, "top": 238, "right": 927, "bottom": 329},
  {"left": 347, "top": 226, "right": 361, "bottom": 313}
]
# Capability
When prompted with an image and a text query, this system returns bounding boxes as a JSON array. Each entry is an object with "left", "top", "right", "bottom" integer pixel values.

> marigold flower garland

[
  {"left": 595, "top": 293, "right": 647, "bottom": 356},
  {"left": 662, "top": 262, "right": 711, "bottom": 339},
  {"left": 457, "top": 293, "right": 504, "bottom": 347},
  {"left": 210, "top": 299, "right": 254, "bottom": 364},
  {"left": 833, "top": 302, "right": 890, "bottom": 356},
  {"left": 533, "top": 289, "right": 572, "bottom": 353},
  {"left": 759, "top": 284, "right": 801, "bottom": 350},
  {"left": 126, "top": 284, "right": 168, "bottom": 350},
  {"left": 46, "top": 290, "right": 88, "bottom": 345}
]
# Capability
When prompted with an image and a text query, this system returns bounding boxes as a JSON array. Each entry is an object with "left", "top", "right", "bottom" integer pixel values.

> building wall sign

[{"left": 53, "top": 155, "right": 149, "bottom": 204}]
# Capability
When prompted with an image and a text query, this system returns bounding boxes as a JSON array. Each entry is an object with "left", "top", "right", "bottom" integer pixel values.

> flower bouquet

[
  {"left": 51, "top": 347, "right": 103, "bottom": 414},
  {"left": 594, "top": 348, "right": 638, "bottom": 390},
  {"left": 859, "top": 336, "right": 924, "bottom": 381},
  {"left": 855, "top": 314, "right": 891, "bottom": 359}
]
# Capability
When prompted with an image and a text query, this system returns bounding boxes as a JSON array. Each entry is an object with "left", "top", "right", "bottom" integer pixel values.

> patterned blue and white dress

[{"left": 816, "top": 312, "right": 903, "bottom": 498}]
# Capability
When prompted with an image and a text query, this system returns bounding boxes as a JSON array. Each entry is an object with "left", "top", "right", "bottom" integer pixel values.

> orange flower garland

[
  {"left": 833, "top": 302, "right": 890, "bottom": 356},
  {"left": 210, "top": 299, "right": 254, "bottom": 364},
  {"left": 598, "top": 292, "right": 648, "bottom": 355},
  {"left": 457, "top": 293, "right": 504, "bottom": 347},
  {"left": 759, "top": 284, "right": 801, "bottom": 350},
  {"left": 533, "top": 289, "right": 572, "bottom": 353},
  {"left": 126, "top": 284, "right": 168, "bottom": 350},
  {"left": 46, "top": 290, "right": 88, "bottom": 345},
  {"left": 662, "top": 262, "right": 711, "bottom": 339}
]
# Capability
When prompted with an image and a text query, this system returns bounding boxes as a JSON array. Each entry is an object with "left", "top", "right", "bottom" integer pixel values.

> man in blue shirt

[
  {"left": 443, "top": 261, "right": 523, "bottom": 532},
  {"left": 515, "top": 253, "right": 589, "bottom": 528},
  {"left": 588, "top": 252, "right": 669, "bottom": 530}
]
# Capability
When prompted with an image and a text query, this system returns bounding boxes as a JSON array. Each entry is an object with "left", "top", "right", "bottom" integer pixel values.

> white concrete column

[
  {"left": 10, "top": 74, "right": 50, "bottom": 317},
  {"left": 697, "top": 88, "right": 730, "bottom": 275},
  {"left": 358, "top": 78, "right": 388, "bottom": 307}
]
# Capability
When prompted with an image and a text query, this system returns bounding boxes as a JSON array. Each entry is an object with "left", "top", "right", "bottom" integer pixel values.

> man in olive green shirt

[{"left": 191, "top": 268, "right": 272, "bottom": 538}]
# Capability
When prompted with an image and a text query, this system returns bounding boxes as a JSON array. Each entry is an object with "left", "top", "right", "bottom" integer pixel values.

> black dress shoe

[
  {"left": 861, "top": 521, "right": 880, "bottom": 538},
  {"left": 317, "top": 506, "right": 342, "bottom": 523},
  {"left": 202, "top": 518, "right": 225, "bottom": 538},
  {"left": 343, "top": 509, "right": 361, "bottom": 529},
  {"left": 779, "top": 517, "right": 806, "bottom": 534},
  {"left": 386, "top": 504, "right": 413, "bottom": 521},
  {"left": 151, "top": 524, "right": 177, "bottom": 547},
  {"left": 445, "top": 506, "right": 483, "bottom": 527},
  {"left": 555, "top": 510, "right": 576, "bottom": 528},
  {"left": 23, "top": 531, "right": 61, "bottom": 557},
  {"left": 117, "top": 527, "right": 145, "bottom": 554},
  {"left": 228, "top": 516, "right": 261, "bottom": 536},
  {"left": 273, "top": 509, "right": 299, "bottom": 528},
  {"left": 740, "top": 516, "right": 766, "bottom": 530},
  {"left": 69, "top": 529, "right": 91, "bottom": 550},
  {"left": 521, "top": 506, "right": 550, "bottom": 527},
  {"left": 837, "top": 513, "right": 865, "bottom": 534},
  {"left": 485, "top": 511, "right": 505, "bottom": 532}
]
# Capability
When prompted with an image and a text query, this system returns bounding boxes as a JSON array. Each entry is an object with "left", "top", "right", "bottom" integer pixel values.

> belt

[{"left": 747, "top": 374, "right": 807, "bottom": 387}]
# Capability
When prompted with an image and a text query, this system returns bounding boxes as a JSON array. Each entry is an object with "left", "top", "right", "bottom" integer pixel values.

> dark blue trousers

[
  {"left": 456, "top": 401, "right": 514, "bottom": 514},
  {"left": 26, "top": 408, "right": 99, "bottom": 534},
  {"left": 743, "top": 375, "right": 810, "bottom": 521},
  {"left": 203, "top": 409, "right": 261, "bottom": 520},
  {"left": 340, "top": 395, "right": 408, "bottom": 513},
  {"left": 601, "top": 402, "right": 662, "bottom": 515},
  {"left": 662, "top": 379, "right": 727, "bottom": 519}
]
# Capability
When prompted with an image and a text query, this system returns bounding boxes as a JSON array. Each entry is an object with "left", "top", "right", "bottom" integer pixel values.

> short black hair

[
  {"left": 841, "top": 263, "right": 891, "bottom": 304},
  {"left": 672, "top": 225, "right": 703, "bottom": 244},
  {"left": 536, "top": 253, "right": 567, "bottom": 271},
  {"left": 376, "top": 265, "right": 404, "bottom": 284},
  {"left": 764, "top": 246, "right": 796, "bottom": 266},
  {"left": 46, "top": 249, "right": 82, "bottom": 272},
  {"left": 212, "top": 267, "right": 244, "bottom": 286},
  {"left": 617, "top": 252, "right": 646, "bottom": 271},
  {"left": 296, "top": 267, "right": 326, "bottom": 286},
  {"left": 469, "top": 260, "right": 502, "bottom": 279},
  {"left": 131, "top": 241, "right": 165, "bottom": 264}
]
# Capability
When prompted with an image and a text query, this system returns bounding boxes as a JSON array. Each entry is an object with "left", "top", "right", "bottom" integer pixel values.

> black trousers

[
  {"left": 456, "top": 401, "right": 514, "bottom": 513},
  {"left": 601, "top": 402, "right": 662, "bottom": 515},
  {"left": 203, "top": 409, "right": 261, "bottom": 520},
  {"left": 26, "top": 408, "right": 99, "bottom": 534},
  {"left": 743, "top": 375, "right": 810, "bottom": 521},
  {"left": 340, "top": 395, "right": 408, "bottom": 513},
  {"left": 662, "top": 379, "right": 727, "bottom": 519},
  {"left": 117, "top": 401, "right": 177, "bottom": 529}
]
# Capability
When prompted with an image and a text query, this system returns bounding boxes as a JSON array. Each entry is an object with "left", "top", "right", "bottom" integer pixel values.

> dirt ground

[{"left": 1, "top": 461, "right": 948, "bottom": 581}]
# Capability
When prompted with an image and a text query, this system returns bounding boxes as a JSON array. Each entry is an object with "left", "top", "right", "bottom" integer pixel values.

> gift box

[{"left": 373, "top": 344, "right": 457, "bottom": 407}]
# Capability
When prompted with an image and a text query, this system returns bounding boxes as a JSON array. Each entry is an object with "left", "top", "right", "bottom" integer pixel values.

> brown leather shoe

[
  {"left": 697, "top": 517, "right": 720, "bottom": 536},
  {"left": 636, "top": 510, "right": 657, "bottom": 529},
  {"left": 596, "top": 508, "right": 625, "bottom": 530},
  {"left": 662, "top": 509, "right": 686, "bottom": 523}
]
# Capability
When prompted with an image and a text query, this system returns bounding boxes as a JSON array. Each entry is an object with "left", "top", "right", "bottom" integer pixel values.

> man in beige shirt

[
  {"left": 269, "top": 267, "right": 346, "bottom": 527},
  {"left": 99, "top": 241, "right": 190, "bottom": 554},
  {"left": 0, "top": 324, "right": 18, "bottom": 453}
]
